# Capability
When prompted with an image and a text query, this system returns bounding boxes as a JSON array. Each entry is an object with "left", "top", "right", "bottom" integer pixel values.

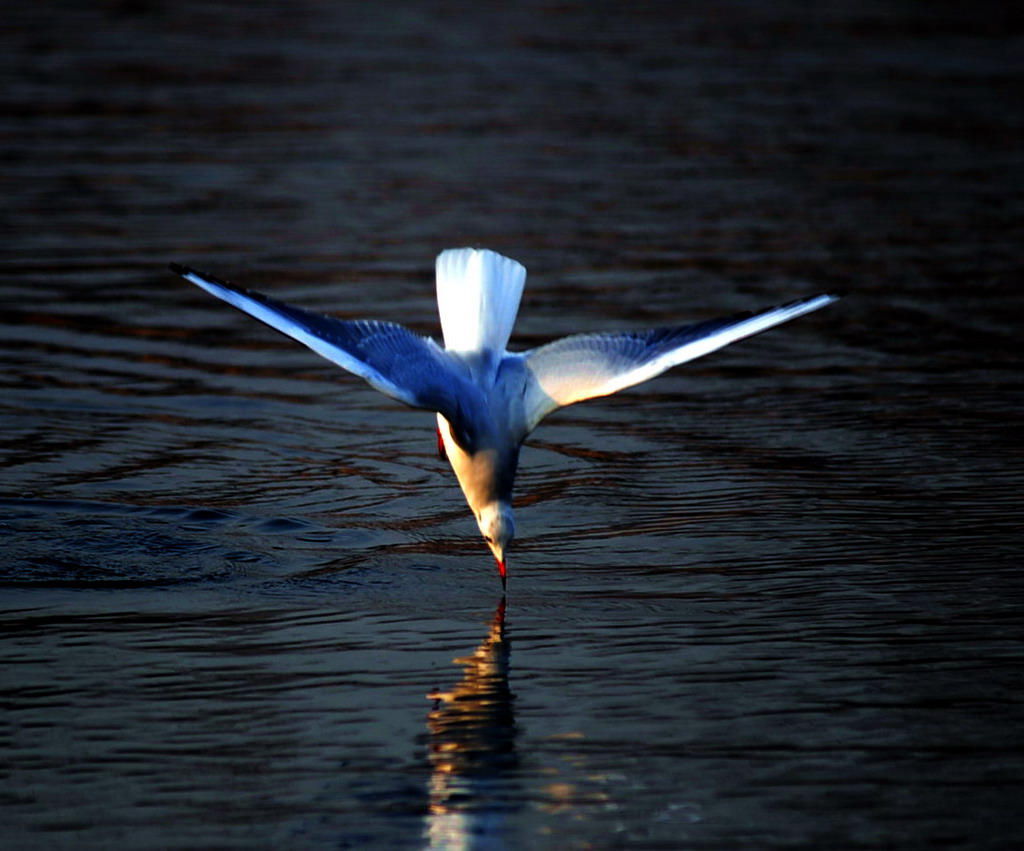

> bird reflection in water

[{"left": 424, "top": 598, "right": 519, "bottom": 850}]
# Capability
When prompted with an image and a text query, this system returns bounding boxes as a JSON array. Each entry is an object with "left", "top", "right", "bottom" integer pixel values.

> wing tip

[
  {"left": 778, "top": 291, "right": 844, "bottom": 317},
  {"left": 792, "top": 291, "right": 843, "bottom": 305},
  {"left": 169, "top": 262, "right": 240, "bottom": 293}
]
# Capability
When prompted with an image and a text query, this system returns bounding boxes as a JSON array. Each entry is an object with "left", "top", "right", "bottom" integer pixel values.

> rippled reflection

[{"left": 424, "top": 598, "right": 518, "bottom": 850}]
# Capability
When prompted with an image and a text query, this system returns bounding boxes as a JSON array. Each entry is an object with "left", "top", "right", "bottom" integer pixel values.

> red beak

[{"left": 496, "top": 556, "right": 507, "bottom": 590}]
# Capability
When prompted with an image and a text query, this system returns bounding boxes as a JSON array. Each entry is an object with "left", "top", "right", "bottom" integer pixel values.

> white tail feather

[{"left": 435, "top": 248, "right": 526, "bottom": 353}]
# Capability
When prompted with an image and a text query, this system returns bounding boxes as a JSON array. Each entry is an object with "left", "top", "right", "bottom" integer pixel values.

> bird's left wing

[
  {"left": 521, "top": 293, "right": 839, "bottom": 432},
  {"left": 171, "top": 264, "right": 485, "bottom": 446}
]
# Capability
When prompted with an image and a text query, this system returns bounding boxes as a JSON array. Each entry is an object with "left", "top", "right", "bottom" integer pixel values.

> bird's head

[{"left": 476, "top": 502, "right": 515, "bottom": 588}]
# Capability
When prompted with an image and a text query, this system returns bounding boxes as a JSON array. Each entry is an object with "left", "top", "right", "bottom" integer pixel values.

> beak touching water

[
  {"left": 478, "top": 503, "right": 514, "bottom": 590},
  {"left": 485, "top": 535, "right": 508, "bottom": 590}
]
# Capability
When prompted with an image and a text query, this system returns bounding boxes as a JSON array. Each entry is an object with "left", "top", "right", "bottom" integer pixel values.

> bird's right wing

[
  {"left": 171, "top": 264, "right": 487, "bottom": 449},
  {"left": 521, "top": 293, "right": 839, "bottom": 432}
]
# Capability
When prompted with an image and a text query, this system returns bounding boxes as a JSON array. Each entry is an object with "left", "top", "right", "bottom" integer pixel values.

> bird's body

[{"left": 171, "top": 248, "right": 839, "bottom": 586}]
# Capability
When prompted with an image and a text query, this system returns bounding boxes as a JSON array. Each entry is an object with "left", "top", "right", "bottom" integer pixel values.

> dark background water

[{"left": 2, "top": 1, "right": 1022, "bottom": 848}]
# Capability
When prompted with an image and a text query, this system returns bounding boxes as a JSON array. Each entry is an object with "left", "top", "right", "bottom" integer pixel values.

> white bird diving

[{"left": 170, "top": 248, "right": 839, "bottom": 588}]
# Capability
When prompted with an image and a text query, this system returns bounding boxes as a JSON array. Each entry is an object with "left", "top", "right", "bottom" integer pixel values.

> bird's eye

[{"left": 483, "top": 535, "right": 493, "bottom": 544}]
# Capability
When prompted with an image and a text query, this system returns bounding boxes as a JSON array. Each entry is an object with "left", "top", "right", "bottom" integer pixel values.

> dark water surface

[{"left": 2, "top": 2, "right": 1022, "bottom": 848}]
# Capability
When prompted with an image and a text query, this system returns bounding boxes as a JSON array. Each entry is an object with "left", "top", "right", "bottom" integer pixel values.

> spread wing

[
  {"left": 521, "top": 293, "right": 840, "bottom": 432},
  {"left": 171, "top": 264, "right": 487, "bottom": 450}
]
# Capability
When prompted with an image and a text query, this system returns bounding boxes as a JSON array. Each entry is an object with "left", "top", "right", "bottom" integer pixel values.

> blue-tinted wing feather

[{"left": 171, "top": 264, "right": 486, "bottom": 447}]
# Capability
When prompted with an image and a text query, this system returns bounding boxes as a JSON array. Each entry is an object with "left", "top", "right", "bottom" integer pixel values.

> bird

[{"left": 170, "top": 248, "right": 839, "bottom": 588}]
